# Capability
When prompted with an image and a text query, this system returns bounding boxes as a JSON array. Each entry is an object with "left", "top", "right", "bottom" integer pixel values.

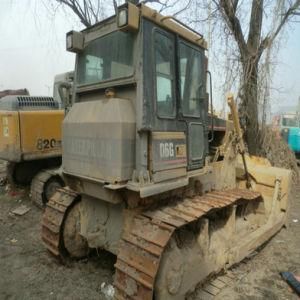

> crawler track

[
  {"left": 31, "top": 169, "right": 64, "bottom": 208},
  {"left": 0, "top": 162, "right": 8, "bottom": 185},
  {"left": 41, "top": 188, "right": 78, "bottom": 257},
  {"left": 6, "top": 162, "right": 16, "bottom": 186},
  {"left": 114, "top": 188, "right": 261, "bottom": 300}
]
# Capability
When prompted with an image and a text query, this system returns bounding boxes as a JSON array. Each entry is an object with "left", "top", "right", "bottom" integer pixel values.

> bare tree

[
  {"left": 54, "top": 0, "right": 116, "bottom": 27},
  {"left": 209, "top": 0, "right": 300, "bottom": 154},
  {"left": 53, "top": 0, "right": 192, "bottom": 27}
]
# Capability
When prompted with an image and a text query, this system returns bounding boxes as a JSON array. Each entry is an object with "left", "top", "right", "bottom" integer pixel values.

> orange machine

[{"left": 0, "top": 95, "right": 65, "bottom": 206}]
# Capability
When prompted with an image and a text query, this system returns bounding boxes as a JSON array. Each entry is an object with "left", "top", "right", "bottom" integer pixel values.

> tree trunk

[{"left": 240, "top": 56, "right": 260, "bottom": 155}]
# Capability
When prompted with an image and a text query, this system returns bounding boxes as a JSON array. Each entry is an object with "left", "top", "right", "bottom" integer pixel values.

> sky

[
  {"left": 271, "top": 25, "right": 300, "bottom": 111},
  {"left": 0, "top": 0, "right": 299, "bottom": 113},
  {"left": 0, "top": 0, "right": 80, "bottom": 96}
]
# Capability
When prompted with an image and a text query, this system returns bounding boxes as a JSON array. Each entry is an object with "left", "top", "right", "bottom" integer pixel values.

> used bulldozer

[
  {"left": 42, "top": 3, "right": 292, "bottom": 299},
  {"left": 0, "top": 71, "right": 73, "bottom": 207}
]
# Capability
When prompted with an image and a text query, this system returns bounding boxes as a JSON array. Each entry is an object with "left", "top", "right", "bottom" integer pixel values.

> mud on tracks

[{"left": 0, "top": 186, "right": 299, "bottom": 299}]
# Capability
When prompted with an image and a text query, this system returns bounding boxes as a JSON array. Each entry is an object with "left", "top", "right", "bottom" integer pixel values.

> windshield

[
  {"left": 282, "top": 115, "right": 299, "bottom": 127},
  {"left": 77, "top": 31, "right": 134, "bottom": 85}
]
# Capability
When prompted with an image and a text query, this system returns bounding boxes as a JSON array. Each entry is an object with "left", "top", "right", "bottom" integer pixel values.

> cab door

[
  {"left": 177, "top": 39, "right": 208, "bottom": 170},
  {"left": 142, "top": 19, "right": 207, "bottom": 182},
  {"left": 150, "top": 27, "right": 188, "bottom": 182}
]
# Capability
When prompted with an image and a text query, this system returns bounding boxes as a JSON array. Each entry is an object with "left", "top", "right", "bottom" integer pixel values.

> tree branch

[
  {"left": 232, "top": 0, "right": 239, "bottom": 13},
  {"left": 259, "top": 0, "right": 300, "bottom": 55},
  {"left": 217, "top": 0, "right": 247, "bottom": 58},
  {"left": 56, "top": 0, "right": 92, "bottom": 26},
  {"left": 173, "top": 0, "right": 193, "bottom": 17},
  {"left": 247, "top": 0, "right": 263, "bottom": 52}
]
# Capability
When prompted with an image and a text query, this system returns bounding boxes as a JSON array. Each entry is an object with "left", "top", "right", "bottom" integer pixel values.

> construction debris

[
  {"left": 11, "top": 205, "right": 30, "bottom": 216},
  {"left": 261, "top": 127, "right": 299, "bottom": 182},
  {"left": 100, "top": 282, "right": 115, "bottom": 299},
  {"left": 280, "top": 272, "right": 300, "bottom": 296}
]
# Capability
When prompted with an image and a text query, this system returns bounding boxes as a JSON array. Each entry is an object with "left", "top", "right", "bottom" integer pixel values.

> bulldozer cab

[{"left": 64, "top": 3, "right": 210, "bottom": 193}]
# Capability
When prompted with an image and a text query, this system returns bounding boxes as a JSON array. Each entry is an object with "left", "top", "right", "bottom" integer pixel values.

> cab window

[
  {"left": 179, "top": 42, "right": 204, "bottom": 117},
  {"left": 78, "top": 31, "right": 134, "bottom": 85},
  {"left": 154, "top": 31, "right": 175, "bottom": 118}
]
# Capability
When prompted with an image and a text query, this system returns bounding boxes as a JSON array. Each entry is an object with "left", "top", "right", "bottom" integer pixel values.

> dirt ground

[{"left": 0, "top": 185, "right": 299, "bottom": 300}]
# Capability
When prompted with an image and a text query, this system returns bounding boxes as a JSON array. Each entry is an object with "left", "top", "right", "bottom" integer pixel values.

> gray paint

[{"left": 63, "top": 98, "right": 136, "bottom": 183}]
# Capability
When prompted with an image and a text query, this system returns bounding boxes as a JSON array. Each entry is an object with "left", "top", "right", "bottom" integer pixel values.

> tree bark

[{"left": 240, "top": 56, "right": 260, "bottom": 155}]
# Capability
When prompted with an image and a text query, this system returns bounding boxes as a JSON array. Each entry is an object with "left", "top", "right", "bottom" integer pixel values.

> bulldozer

[
  {"left": 41, "top": 3, "right": 292, "bottom": 299},
  {"left": 0, "top": 71, "right": 73, "bottom": 207}
]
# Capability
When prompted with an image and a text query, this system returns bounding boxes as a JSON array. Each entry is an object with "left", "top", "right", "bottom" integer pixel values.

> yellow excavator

[
  {"left": 0, "top": 71, "right": 73, "bottom": 207},
  {"left": 42, "top": 3, "right": 292, "bottom": 299}
]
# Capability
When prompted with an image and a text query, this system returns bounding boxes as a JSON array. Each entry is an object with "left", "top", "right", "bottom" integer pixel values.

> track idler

[
  {"left": 41, "top": 187, "right": 88, "bottom": 258},
  {"left": 31, "top": 169, "right": 65, "bottom": 208}
]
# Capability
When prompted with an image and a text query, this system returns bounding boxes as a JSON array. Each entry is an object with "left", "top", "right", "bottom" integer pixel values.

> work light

[
  {"left": 66, "top": 31, "right": 84, "bottom": 53},
  {"left": 118, "top": 9, "right": 128, "bottom": 27}
]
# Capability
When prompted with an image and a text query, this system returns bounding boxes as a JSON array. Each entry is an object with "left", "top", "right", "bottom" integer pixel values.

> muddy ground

[{"left": 0, "top": 185, "right": 299, "bottom": 300}]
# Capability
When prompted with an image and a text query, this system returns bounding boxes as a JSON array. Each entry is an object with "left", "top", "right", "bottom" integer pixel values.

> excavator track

[
  {"left": 41, "top": 187, "right": 78, "bottom": 257},
  {"left": 114, "top": 188, "right": 261, "bottom": 300},
  {"left": 0, "top": 161, "right": 8, "bottom": 185},
  {"left": 6, "top": 162, "right": 16, "bottom": 187},
  {"left": 31, "top": 169, "right": 64, "bottom": 208}
]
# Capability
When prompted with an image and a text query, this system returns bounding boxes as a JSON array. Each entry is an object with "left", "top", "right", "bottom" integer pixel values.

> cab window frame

[
  {"left": 76, "top": 30, "right": 136, "bottom": 89},
  {"left": 153, "top": 28, "right": 176, "bottom": 120},
  {"left": 178, "top": 39, "right": 205, "bottom": 119}
]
